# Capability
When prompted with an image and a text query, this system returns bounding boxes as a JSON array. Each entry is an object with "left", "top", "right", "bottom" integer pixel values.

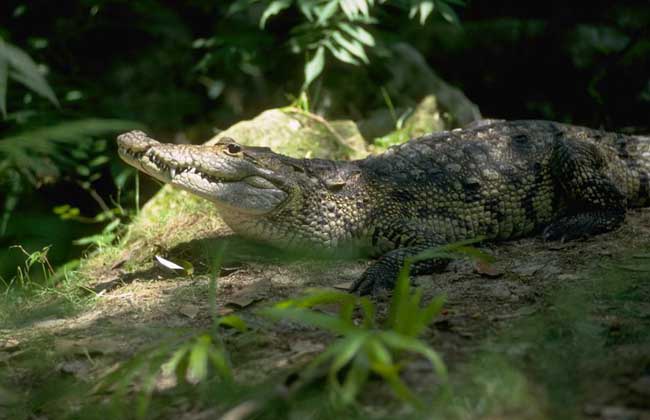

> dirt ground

[{"left": 3, "top": 206, "right": 649, "bottom": 419}]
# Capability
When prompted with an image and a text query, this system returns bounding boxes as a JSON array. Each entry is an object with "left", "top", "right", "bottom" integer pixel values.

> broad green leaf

[
  {"left": 136, "top": 371, "right": 159, "bottom": 419},
  {"left": 88, "top": 155, "right": 109, "bottom": 167},
  {"left": 418, "top": 0, "right": 435, "bottom": 25},
  {"left": 260, "top": 0, "right": 292, "bottom": 28},
  {"left": 228, "top": 0, "right": 259, "bottom": 15},
  {"left": 340, "top": 0, "right": 370, "bottom": 19},
  {"left": 303, "top": 45, "right": 325, "bottom": 90},
  {"left": 328, "top": 333, "right": 368, "bottom": 388},
  {"left": 367, "top": 337, "right": 393, "bottom": 366},
  {"left": 324, "top": 41, "right": 361, "bottom": 65},
  {"left": 261, "top": 307, "right": 355, "bottom": 335},
  {"left": 338, "top": 22, "right": 375, "bottom": 46},
  {"left": 275, "top": 288, "right": 355, "bottom": 309},
  {"left": 162, "top": 346, "right": 189, "bottom": 379},
  {"left": 2, "top": 41, "right": 59, "bottom": 108},
  {"left": 377, "top": 366, "right": 422, "bottom": 408},
  {"left": 297, "top": 0, "right": 318, "bottom": 20},
  {"left": 316, "top": 0, "right": 339, "bottom": 24},
  {"left": 207, "top": 347, "right": 233, "bottom": 381},
  {"left": 340, "top": 357, "right": 370, "bottom": 404},
  {"left": 187, "top": 336, "right": 210, "bottom": 383},
  {"left": 419, "top": 294, "right": 446, "bottom": 330},
  {"left": 437, "top": 0, "right": 459, "bottom": 24},
  {"left": 103, "top": 218, "right": 121, "bottom": 233},
  {"left": 359, "top": 297, "right": 376, "bottom": 328},
  {"left": 379, "top": 331, "right": 447, "bottom": 378},
  {"left": 332, "top": 31, "right": 369, "bottom": 63},
  {"left": 386, "top": 259, "right": 412, "bottom": 329},
  {"left": 217, "top": 314, "right": 248, "bottom": 332},
  {"left": 0, "top": 118, "right": 143, "bottom": 185}
]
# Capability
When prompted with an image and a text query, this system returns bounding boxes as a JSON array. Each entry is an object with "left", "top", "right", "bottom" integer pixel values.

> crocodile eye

[{"left": 226, "top": 143, "right": 242, "bottom": 155}]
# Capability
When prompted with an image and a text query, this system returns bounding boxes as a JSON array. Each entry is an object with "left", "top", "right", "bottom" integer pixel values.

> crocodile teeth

[{"left": 170, "top": 167, "right": 176, "bottom": 178}]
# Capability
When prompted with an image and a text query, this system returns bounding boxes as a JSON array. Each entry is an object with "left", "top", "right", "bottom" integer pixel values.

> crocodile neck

[{"left": 217, "top": 171, "right": 376, "bottom": 251}]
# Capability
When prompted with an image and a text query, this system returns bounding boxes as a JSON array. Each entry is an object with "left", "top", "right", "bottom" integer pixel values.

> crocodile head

[{"left": 117, "top": 131, "right": 295, "bottom": 215}]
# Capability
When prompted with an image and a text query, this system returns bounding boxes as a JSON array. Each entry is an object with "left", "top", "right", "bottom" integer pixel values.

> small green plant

[
  {"left": 3, "top": 244, "right": 55, "bottom": 289},
  {"left": 92, "top": 241, "right": 246, "bottom": 418},
  {"left": 95, "top": 316, "right": 246, "bottom": 419},
  {"left": 263, "top": 239, "right": 492, "bottom": 408},
  {"left": 263, "top": 280, "right": 446, "bottom": 407}
]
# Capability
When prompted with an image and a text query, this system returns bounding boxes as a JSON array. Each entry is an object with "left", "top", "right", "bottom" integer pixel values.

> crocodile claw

[{"left": 349, "top": 262, "right": 400, "bottom": 296}]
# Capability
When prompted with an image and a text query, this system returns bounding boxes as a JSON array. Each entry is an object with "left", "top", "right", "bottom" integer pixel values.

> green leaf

[
  {"left": 331, "top": 31, "right": 369, "bottom": 63},
  {"left": 260, "top": 0, "right": 292, "bottom": 28},
  {"left": 418, "top": 0, "right": 435, "bottom": 25},
  {"left": 207, "top": 347, "right": 233, "bottom": 381},
  {"left": 316, "top": 0, "right": 339, "bottom": 24},
  {"left": 367, "top": 337, "right": 393, "bottom": 366},
  {"left": 328, "top": 333, "right": 368, "bottom": 389},
  {"left": 228, "top": 0, "right": 259, "bottom": 15},
  {"left": 340, "top": 0, "right": 370, "bottom": 19},
  {"left": 162, "top": 346, "right": 189, "bottom": 381},
  {"left": 103, "top": 218, "right": 121, "bottom": 233},
  {"left": 217, "top": 315, "right": 248, "bottom": 332},
  {"left": 379, "top": 331, "right": 447, "bottom": 379},
  {"left": 88, "top": 155, "right": 110, "bottom": 167},
  {"left": 1, "top": 40, "right": 59, "bottom": 108},
  {"left": 303, "top": 45, "right": 325, "bottom": 90},
  {"left": 187, "top": 336, "right": 210, "bottom": 383},
  {"left": 340, "top": 357, "right": 370, "bottom": 404},
  {"left": 0, "top": 118, "right": 144, "bottom": 185},
  {"left": 275, "top": 288, "right": 356, "bottom": 310},
  {"left": 297, "top": 0, "right": 318, "bottom": 21},
  {"left": 376, "top": 365, "right": 422, "bottom": 408},
  {"left": 261, "top": 306, "right": 355, "bottom": 335},
  {"left": 324, "top": 41, "right": 361, "bottom": 65},
  {"left": 419, "top": 294, "right": 446, "bottom": 330},
  {"left": 358, "top": 296, "right": 376, "bottom": 328},
  {"left": 338, "top": 22, "right": 375, "bottom": 46},
  {"left": 386, "top": 259, "right": 413, "bottom": 330},
  {"left": 436, "top": 0, "right": 459, "bottom": 24}
]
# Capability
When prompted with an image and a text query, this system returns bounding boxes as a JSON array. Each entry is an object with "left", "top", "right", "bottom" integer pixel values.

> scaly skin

[{"left": 117, "top": 120, "right": 650, "bottom": 295}]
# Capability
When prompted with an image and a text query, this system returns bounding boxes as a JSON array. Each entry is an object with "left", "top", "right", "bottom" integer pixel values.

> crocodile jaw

[{"left": 117, "top": 131, "right": 288, "bottom": 215}]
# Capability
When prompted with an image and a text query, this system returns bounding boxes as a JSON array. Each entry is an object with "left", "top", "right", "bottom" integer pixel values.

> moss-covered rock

[{"left": 373, "top": 95, "right": 449, "bottom": 151}]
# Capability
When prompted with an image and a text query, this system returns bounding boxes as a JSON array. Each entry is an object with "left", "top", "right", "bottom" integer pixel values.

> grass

[{"left": 2, "top": 223, "right": 649, "bottom": 419}]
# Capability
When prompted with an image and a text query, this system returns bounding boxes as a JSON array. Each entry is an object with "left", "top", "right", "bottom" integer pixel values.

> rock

[
  {"left": 386, "top": 43, "right": 482, "bottom": 127},
  {"left": 208, "top": 109, "right": 367, "bottom": 160}
]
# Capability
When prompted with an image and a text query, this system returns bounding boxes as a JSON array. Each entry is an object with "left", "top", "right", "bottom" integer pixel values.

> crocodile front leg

[{"left": 350, "top": 244, "right": 450, "bottom": 295}]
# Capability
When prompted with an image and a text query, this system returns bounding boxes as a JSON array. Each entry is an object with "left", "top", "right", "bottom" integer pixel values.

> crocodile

[{"left": 117, "top": 120, "right": 650, "bottom": 295}]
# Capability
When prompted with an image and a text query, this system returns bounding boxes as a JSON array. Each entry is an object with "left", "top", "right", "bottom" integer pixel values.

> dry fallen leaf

[
  {"left": 58, "top": 359, "right": 91, "bottom": 377},
  {"left": 179, "top": 304, "right": 200, "bottom": 319},
  {"left": 217, "top": 307, "right": 235, "bottom": 316},
  {"left": 225, "top": 284, "right": 266, "bottom": 309},
  {"left": 54, "top": 338, "right": 121, "bottom": 356},
  {"left": 226, "top": 296, "right": 262, "bottom": 309},
  {"left": 473, "top": 260, "right": 503, "bottom": 278},
  {"left": 332, "top": 281, "right": 353, "bottom": 290},
  {"left": 0, "top": 338, "right": 20, "bottom": 351}
]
